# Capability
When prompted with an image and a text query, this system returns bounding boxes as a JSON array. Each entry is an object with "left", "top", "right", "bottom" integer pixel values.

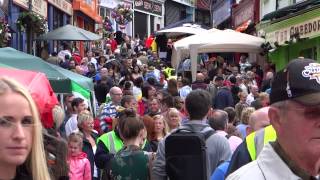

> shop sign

[
  {"left": 13, "top": 0, "right": 47, "bottom": 18},
  {"left": 212, "top": 0, "right": 231, "bottom": 27},
  {"left": 100, "top": 0, "right": 118, "bottom": 9},
  {"left": 266, "top": 16, "right": 320, "bottom": 45},
  {"left": 134, "top": 0, "right": 162, "bottom": 16},
  {"left": 233, "top": 2, "right": 254, "bottom": 28},
  {"left": 171, "top": 0, "right": 195, "bottom": 7},
  {"left": 48, "top": 0, "right": 72, "bottom": 15}
]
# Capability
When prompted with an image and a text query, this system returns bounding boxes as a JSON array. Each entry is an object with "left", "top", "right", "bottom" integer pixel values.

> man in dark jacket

[{"left": 214, "top": 86, "right": 234, "bottom": 110}]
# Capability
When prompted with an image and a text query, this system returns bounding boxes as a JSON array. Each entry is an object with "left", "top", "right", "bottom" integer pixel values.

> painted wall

[{"left": 269, "top": 37, "right": 320, "bottom": 71}]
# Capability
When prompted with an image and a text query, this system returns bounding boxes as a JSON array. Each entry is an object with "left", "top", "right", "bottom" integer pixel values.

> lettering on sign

[
  {"left": 134, "top": 0, "right": 162, "bottom": 16},
  {"left": 48, "top": 0, "right": 72, "bottom": 15},
  {"left": 266, "top": 16, "right": 320, "bottom": 45}
]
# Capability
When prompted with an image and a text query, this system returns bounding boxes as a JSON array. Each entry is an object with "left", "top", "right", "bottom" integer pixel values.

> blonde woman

[
  {"left": 149, "top": 115, "right": 169, "bottom": 152},
  {"left": 236, "top": 107, "right": 255, "bottom": 139},
  {"left": 165, "top": 108, "right": 182, "bottom": 132},
  {"left": 77, "top": 110, "right": 100, "bottom": 180},
  {"left": 0, "top": 77, "right": 51, "bottom": 179}
]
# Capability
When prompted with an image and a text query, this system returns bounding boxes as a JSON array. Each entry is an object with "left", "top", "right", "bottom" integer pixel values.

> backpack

[{"left": 165, "top": 125, "right": 215, "bottom": 180}]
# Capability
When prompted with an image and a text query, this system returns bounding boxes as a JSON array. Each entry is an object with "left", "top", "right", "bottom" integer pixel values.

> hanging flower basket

[
  {"left": 16, "top": 11, "right": 48, "bottom": 34},
  {"left": 111, "top": 3, "right": 133, "bottom": 28},
  {"left": 102, "top": 16, "right": 114, "bottom": 37},
  {"left": 0, "top": 17, "right": 11, "bottom": 47}
]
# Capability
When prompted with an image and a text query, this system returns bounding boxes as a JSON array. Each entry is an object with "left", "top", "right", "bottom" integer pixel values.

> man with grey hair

[
  {"left": 99, "top": 86, "right": 123, "bottom": 133},
  {"left": 209, "top": 110, "right": 243, "bottom": 153}
]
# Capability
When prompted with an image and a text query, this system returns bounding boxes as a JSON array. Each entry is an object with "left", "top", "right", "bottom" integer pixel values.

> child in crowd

[{"left": 67, "top": 132, "right": 91, "bottom": 180}]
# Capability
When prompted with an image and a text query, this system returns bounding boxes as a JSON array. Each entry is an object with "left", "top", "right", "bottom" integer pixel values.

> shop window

[
  {"left": 299, "top": 47, "right": 317, "bottom": 59},
  {"left": 100, "top": 7, "right": 105, "bottom": 18}
]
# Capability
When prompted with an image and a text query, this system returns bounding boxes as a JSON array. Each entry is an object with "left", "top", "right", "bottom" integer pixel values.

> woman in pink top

[{"left": 67, "top": 132, "right": 91, "bottom": 180}]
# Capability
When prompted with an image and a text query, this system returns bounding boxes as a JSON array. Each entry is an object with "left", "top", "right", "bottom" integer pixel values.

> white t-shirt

[
  {"left": 65, "top": 114, "right": 78, "bottom": 137},
  {"left": 58, "top": 50, "right": 71, "bottom": 62},
  {"left": 89, "top": 57, "right": 98, "bottom": 70}
]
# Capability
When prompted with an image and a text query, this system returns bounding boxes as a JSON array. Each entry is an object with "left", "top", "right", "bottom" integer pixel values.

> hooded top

[{"left": 68, "top": 152, "right": 91, "bottom": 180}]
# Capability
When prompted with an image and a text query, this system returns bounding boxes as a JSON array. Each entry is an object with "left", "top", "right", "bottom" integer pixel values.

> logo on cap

[{"left": 302, "top": 63, "right": 320, "bottom": 84}]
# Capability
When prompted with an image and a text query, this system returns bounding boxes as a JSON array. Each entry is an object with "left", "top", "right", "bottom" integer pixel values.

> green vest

[
  {"left": 97, "top": 130, "right": 148, "bottom": 154},
  {"left": 246, "top": 125, "right": 277, "bottom": 160},
  {"left": 97, "top": 131, "right": 123, "bottom": 154}
]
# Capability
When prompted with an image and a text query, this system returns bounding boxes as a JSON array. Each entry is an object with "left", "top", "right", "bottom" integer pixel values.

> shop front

[
  {"left": 211, "top": 0, "right": 231, "bottom": 29},
  {"left": 47, "top": 0, "right": 72, "bottom": 53},
  {"left": 134, "top": 0, "right": 164, "bottom": 39},
  {"left": 164, "top": 0, "right": 194, "bottom": 27},
  {"left": 9, "top": 0, "right": 47, "bottom": 52},
  {"left": 259, "top": 7, "right": 320, "bottom": 70},
  {"left": 195, "top": 0, "right": 210, "bottom": 28},
  {"left": 232, "top": 0, "right": 260, "bottom": 34},
  {"left": 73, "top": 0, "right": 102, "bottom": 56}
]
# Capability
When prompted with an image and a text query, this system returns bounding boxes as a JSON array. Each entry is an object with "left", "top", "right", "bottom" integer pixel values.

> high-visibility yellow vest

[
  {"left": 97, "top": 130, "right": 148, "bottom": 154},
  {"left": 246, "top": 125, "right": 277, "bottom": 160},
  {"left": 97, "top": 131, "right": 123, "bottom": 154}
]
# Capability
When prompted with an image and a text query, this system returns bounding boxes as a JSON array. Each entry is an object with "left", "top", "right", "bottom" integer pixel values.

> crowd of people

[{"left": 1, "top": 31, "right": 320, "bottom": 180}]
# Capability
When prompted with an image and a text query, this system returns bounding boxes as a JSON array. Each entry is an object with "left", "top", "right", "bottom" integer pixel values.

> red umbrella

[{"left": 0, "top": 67, "right": 59, "bottom": 128}]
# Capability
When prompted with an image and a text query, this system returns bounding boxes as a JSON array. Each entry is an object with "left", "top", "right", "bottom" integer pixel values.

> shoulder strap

[{"left": 203, "top": 129, "right": 215, "bottom": 140}]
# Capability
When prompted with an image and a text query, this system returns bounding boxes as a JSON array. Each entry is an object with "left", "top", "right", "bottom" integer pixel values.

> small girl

[{"left": 67, "top": 132, "right": 91, "bottom": 180}]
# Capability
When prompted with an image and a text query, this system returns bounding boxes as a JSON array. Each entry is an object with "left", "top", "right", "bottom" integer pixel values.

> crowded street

[{"left": 0, "top": 0, "right": 320, "bottom": 180}]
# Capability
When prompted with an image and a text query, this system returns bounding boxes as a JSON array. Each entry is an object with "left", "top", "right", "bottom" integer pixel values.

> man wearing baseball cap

[{"left": 227, "top": 58, "right": 320, "bottom": 180}]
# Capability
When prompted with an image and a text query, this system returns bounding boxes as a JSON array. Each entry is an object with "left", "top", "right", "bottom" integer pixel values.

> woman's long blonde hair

[{"left": 0, "top": 77, "right": 51, "bottom": 180}]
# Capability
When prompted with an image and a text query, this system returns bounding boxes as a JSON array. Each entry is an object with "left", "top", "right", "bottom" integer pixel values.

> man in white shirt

[
  {"left": 87, "top": 51, "right": 98, "bottom": 70},
  {"left": 246, "top": 85, "right": 259, "bottom": 106},
  {"left": 65, "top": 97, "right": 86, "bottom": 137}
]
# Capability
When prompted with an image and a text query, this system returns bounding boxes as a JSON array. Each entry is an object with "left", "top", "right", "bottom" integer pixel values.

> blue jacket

[
  {"left": 214, "top": 87, "right": 234, "bottom": 109},
  {"left": 225, "top": 139, "right": 251, "bottom": 177}
]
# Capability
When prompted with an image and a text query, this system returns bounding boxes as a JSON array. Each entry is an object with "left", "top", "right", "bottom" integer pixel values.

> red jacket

[
  {"left": 72, "top": 53, "right": 82, "bottom": 65},
  {"left": 68, "top": 152, "right": 91, "bottom": 180},
  {"left": 107, "top": 39, "right": 118, "bottom": 52},
  {"left": 145, "top": 36, "right": 154, "bottom": 49}
]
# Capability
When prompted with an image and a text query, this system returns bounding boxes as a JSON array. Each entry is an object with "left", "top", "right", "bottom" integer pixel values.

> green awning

[
  {"left": 48, "top": 63, "right": 94, "bottom": 92},
  {"left": 0, "top": 48, "right": 72, "bottom": 93}
]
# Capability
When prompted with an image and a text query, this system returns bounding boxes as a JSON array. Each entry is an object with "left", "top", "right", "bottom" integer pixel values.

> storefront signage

[
  {"left": 100, "top": 0, "right": 118, "bottom": 9},
  {"left": 13, "top": 0, "right": 47, "bottom": 18},
  {"left": 171, "top": 0, "right": 195, "bottom": 7},
  {"left": 48, "top": 0, "right": 72, "bottom": 15},
  {"left": 134, "top": 0, "right": 162, "bottom": 16},
  {"left": 212, "top": 0, "right": 231, "bottom": 27},
  {"left": 233, "top": 2, "right": 254, "bottom": 28},
  {"left": 266, "top": 16, "right": 320, "bottom": 45}
]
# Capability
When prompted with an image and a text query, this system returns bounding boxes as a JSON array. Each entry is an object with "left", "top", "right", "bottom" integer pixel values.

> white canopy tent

[
  {"left": 156, "top": 24, "right": 207, "bottom": 37},
  {"left": 171, "top": 28, "right": 220, "bottom": 73},
  {"left": 186, "top": 29, "right": 265, "bottom": 81}
]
